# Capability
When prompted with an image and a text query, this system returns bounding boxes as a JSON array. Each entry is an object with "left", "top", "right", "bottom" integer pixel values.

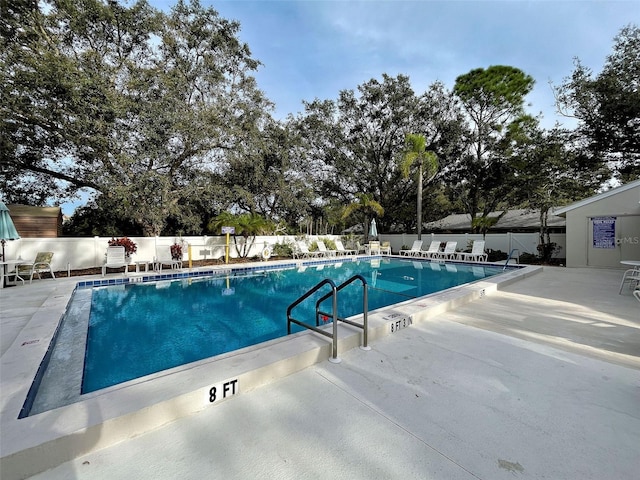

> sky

[
  {"left": 60, "top": 0, "right": 638, "bottom": 214},
  {"left": 157, "top": 0, "right": 638, "bottom": 128}
]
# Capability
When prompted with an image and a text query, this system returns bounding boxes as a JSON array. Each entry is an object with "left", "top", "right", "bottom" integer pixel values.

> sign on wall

[{"left": 592, "top": 217, "right": 616, "bottom": 249}]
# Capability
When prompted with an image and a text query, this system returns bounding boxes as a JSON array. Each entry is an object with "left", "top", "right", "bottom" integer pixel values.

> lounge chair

[
  {"left": 433, "top": 241, "right": 457, "bottom": 260},
  {"left": 293, "top": 241, "right": 323, "bottom": 259},
  {"left": 17, "top": 251, "right": 56, "bottom": 284},
  {"left": 155, "top": 246, "right": 182, "bottom": 271},
  {"left": 400, "top": 240, "right": 423, "bottom": 256},
  {"left": 420, "top": 241, "right": 441, "bottom": 259},
  {"left": 316, "top": 240, "right": 336, "bottom": 257},
  {"left": 456, "top": 240, "right": 488, "bottom": 262},
  {"left": 102, "top": 246, "right": 129, "bottom": 276},
  {"left": 334, "top": 240, "right": 356, "bottom": 255}
]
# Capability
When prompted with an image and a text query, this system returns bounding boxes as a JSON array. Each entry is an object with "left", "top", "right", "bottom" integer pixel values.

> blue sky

[{"left": 178, "top": 0, "right": 638, "bottom": 128}]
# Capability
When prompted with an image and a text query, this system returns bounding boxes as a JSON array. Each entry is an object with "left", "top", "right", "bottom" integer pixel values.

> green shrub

[{"left": 272, "top": 242, "right": 294, "bottom": 257}]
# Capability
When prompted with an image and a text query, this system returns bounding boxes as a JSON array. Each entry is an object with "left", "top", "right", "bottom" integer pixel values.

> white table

[
  {"left": 0, "top": 260, "right": 25, "bottom": 288},
  {"left": 134, "top": 260, "right": 152, "bottom": 273},
  {"left": 620, "top": 260, "right": 640, "bottom": 268}
]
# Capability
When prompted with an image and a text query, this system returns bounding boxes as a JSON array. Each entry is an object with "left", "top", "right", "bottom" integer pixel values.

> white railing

[{"left": 2, "top": 232, "right": 565, "bottom": 273}]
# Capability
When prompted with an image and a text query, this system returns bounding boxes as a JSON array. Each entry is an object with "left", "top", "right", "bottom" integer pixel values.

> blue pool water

[{"left": 82, "top": 259, "right": 506, "bottom": 393}]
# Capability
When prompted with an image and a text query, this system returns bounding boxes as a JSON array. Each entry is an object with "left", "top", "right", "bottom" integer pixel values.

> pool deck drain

[{"left": 2, "top": 261, "right": 639, "bottom": 479}]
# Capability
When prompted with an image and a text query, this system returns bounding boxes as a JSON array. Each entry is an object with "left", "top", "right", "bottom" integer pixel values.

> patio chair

[
  {"left": 334, "top": 239, "right": 356, "bottom": 255},
  {"left": 400, "top": 240, "right": 423, "bottom": 256},
  {"left": 456, "top": 240, "right": 488, "bottom": 262},
  {"left": 420, "top": 241, "right": 441, "bottom": 259},
  {"left": 155, "top": 246, "right": 182, "bottom": 272},
  {"left": 293, "top": 241, "right": 323, "bottom": 259},
  {"left": 367, "top": 241, "right": 381, "bottom": 254},
  {"left": 618, "top": 268, "right": 640, "bottom": 294},
  {"left": 380, "top": 241, "right": 392, "bottom": 254},
  {"left": 17, "top": 251, "right": 56, "bottom": 284},
  {"left": 433, "top": 241, "right": 457, "bottom": 260},
  {"left": 316, "top": 240, "right": 336, "bottom": 257},
  {"left": 102, "top": 246, "right": 128, "bottom": 276}
]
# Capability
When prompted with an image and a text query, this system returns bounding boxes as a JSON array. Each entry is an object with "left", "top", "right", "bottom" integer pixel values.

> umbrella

[
  {"left": 369, "top": 218, "right": 378, "bottom": 238},
  {"left": 0, "top": 202, "right": 20, "bottom": 261}
]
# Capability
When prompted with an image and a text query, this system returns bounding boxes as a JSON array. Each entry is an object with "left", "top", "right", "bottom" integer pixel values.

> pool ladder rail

[
  {"left": 287, "top": 274, "right": 370, "bottom": 363},
  {"left": 503, "top": 249, "right": 520, "bottom": 270}
]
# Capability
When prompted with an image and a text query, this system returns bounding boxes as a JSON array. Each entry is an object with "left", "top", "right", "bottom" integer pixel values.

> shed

[
  {"left": 554, "top": 180, "right": 640, "bottom": 267},
  {"left": 7, "top": 205, "right": 63, "bottom": 238}
]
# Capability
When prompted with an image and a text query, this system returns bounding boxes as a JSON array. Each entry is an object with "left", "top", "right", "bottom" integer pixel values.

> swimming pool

[{"left": 82, "top": 258, "right": 506, "bottom": 393}]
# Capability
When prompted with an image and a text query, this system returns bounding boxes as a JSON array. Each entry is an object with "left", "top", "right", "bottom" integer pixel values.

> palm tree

[
  {"left": 208, "top": 212, "right": 270, "bottom": 258},
  {"left": 400, "top": 134, "right": 438, "bottom": 240},
  {"left": 342, "top": 193, "right": 384, "bottom": 243}
]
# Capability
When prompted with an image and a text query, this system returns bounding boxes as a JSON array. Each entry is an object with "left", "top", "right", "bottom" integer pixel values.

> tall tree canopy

[
  {"left": 555, "top": 24, "right": 640, "bottom": 182},
  {"left": 296, "top": 74, "right": 464, "bottom": 233},
  {"left": 449, "top": 65, "right": 535, "bottom": 231},
  {"left": 1, "top": 0, "right": 272, "bottom": 235}
]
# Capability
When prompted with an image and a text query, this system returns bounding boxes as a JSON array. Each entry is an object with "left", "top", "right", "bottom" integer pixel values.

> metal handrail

[
  {"left": 286, "top": 274, "right": 370, "bottom": 363},
  {"left": 287, "top": 279, "right": 339, "bottom": 361},
  {"left": 503, "top": 249, "right": 520, "bottom": 270},
  {"left": 316, "top": 274, "right": 369, "bottom": 350}
]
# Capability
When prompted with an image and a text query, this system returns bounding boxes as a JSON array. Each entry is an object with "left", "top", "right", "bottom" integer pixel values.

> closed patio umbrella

[
  {"left": 369, "top": 218, "right": 378, "bottom": 238},
  {"left": 0, "top": 202, "right": 20, "bottom": 261}
]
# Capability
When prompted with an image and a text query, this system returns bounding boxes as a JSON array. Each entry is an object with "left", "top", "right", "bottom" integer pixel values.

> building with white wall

[{"left": 555, "top": 180, "right": 640, "bottom": 268}]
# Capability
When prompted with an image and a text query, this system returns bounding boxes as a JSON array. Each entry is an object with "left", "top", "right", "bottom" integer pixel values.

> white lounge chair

[
  {"left": 17, "top": 251, "right": 56, "bottom": 283},
  {"left": 400, "top": 240, "right": 423, "bottom": 256},
  {"left": 293, "top": 241, "right": 323, "bottom": 259},
  {"left": 316, "top": 240, "right": 336, "bottom": 257},
  {"left": 434, "top": 241, "right": 457, "bottom": 260},
  {"left": 334, "top": 239, "right": 356, "bottom": 255},
  {"left": 102, "top": 246, "right": 129, "bottom": 276},
  {"left": 456, "top": 240, "right": 488, "bottom": 262},
  {"left": 155, "top": 246, "right": 182, "bottom": 272},
  {"left": 420, "top": 241, "right": 441, "bottom": 259}
]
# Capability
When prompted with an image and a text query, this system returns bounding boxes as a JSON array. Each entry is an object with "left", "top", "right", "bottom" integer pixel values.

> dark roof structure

[{"left": 424, "top": 208, "right": 566, "bottom": 233}]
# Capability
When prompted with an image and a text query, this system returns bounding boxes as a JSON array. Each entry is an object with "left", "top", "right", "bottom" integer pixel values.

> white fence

[{"left": 2, "top": 232, "right": 565, "bottom": 273}]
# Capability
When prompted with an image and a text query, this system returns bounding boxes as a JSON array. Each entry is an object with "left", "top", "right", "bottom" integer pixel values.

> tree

[
  {"left": 555, "top": 24, "right": 640, "bottom": 182},
  {"left": 400, "top": 134, "right": 438, "bottom": 240},
  {"left": 393, "top": 82, "right": 466, "bottom": 232},
  {"left": 0, "top": 0, "right": 272, "bottom": 235},
  {"left": 222, "top": 119, "right": 314, "bottom": 227},
  {"left": 296, "top": 74, "right": 419, "bottom": 233},
  {"left": 507, "top": 117, "right": 606, "bottom": 261},
  {"left": 296, "top": 75, "right": 464, "bottom": 234},
  {"left": 450, "top": 65, "right": 535, "bottom": 231},
  {"left": 341, "top": 193, "right": 384, "bottom": 243}
]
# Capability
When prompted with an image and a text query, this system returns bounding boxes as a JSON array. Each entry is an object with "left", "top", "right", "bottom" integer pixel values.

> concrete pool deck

[{"left": 1, "top": 262, "right": 639, "bottom": 479}]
